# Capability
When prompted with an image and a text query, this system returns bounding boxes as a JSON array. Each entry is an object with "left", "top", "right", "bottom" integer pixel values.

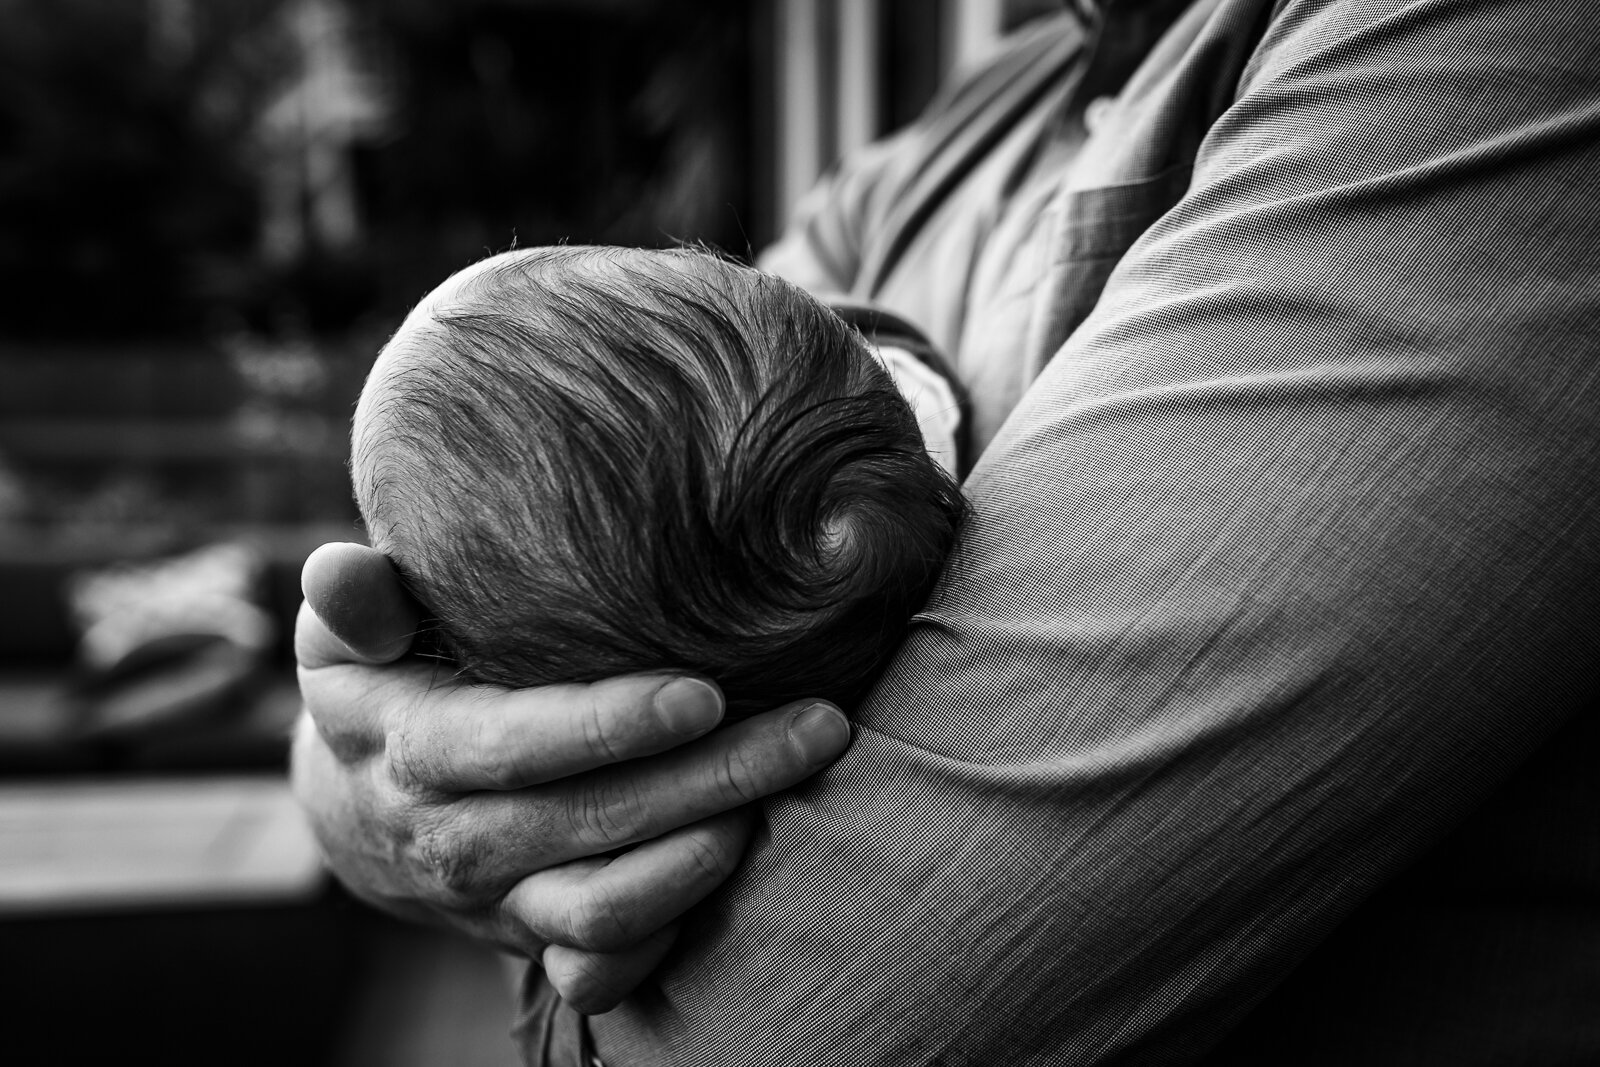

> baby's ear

[{"left": 301, "top": 542, "right": 421, "bottom": 663}]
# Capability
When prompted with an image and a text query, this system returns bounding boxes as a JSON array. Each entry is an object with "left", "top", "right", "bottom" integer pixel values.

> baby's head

[{"left": 352, "top": 246, "right": 964, "bottom": 717}]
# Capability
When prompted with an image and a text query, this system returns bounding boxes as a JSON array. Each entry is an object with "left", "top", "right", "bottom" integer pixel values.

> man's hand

[{"left": 291, "top": 542, "right": 851, "bottom": 1013}]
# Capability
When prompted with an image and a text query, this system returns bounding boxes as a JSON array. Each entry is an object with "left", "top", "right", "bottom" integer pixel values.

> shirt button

[{"left": 1084, "top": 95, "right": 1117, "bottom": 134}]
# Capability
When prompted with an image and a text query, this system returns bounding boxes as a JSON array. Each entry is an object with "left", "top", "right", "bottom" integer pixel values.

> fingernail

[
  {"left": 655, "top": 677, "right": 723, "bottom": 736},
  {"left": 789, "top": 703, "right": 850, "bottom": 766}
]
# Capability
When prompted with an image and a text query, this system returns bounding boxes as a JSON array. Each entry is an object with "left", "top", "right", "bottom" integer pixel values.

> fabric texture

[
  {"left": 827, "top": 299, "right": 973, "bottom": 477},
  {"left": 526, "top": 0, "right": 1600, "bottom": 1062}
]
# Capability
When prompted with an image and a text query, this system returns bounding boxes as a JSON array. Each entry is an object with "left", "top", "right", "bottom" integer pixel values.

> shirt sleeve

[{"left": 590, "top": 0, "right": 1600, "bottom": 1062}]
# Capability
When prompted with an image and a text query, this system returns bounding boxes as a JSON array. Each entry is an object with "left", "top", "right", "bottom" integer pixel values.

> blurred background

[{"left": 0, "top": 0, "right": 1055, "bottom": 1062}]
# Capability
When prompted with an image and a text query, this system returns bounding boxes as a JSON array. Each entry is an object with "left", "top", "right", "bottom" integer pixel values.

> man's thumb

[{"left": 300, "top": 542, "right": 420, "bottom": 664}]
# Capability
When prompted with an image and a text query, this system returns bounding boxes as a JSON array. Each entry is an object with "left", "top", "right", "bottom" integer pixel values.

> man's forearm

[{"left": 587, "top": 0, "right": 1600, "bottom": 1062}]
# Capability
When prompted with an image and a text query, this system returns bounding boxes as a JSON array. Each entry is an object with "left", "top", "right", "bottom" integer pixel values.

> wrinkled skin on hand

[{"left": 291, "top": 542, "right": 851, "bottom": 1013}]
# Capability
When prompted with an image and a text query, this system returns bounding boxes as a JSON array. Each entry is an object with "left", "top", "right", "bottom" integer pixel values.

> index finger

[
  {"left": 299, "top": 644, "right": 730, "bottom": 790},
  {"left": 377, "top": 672, "right": 729, "bottom": 790}
]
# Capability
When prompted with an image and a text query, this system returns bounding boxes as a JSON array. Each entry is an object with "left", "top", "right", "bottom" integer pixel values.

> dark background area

[
  {"left": 0, "top": 0, "right": 757, "bottom": 342},
  {"left": 0, "top": 0, "right": 764, "bottom": 547}
]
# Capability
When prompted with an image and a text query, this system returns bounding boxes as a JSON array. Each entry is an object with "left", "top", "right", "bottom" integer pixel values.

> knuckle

[
  {"left": 563, "top": 780, "right": 637, "bottom": 847},
  {"left": 680, "top": 829, "right": 734, "bottom": 885},
  {"left": 468, "top": 714, "right": 527, "bottom": 790},
  {"left": 718, "top": 744, "right": 765, "bottom": 805},
  {"left": 563, "top": 882, "right": 633, "bottom": 951},
  {"left": 580, "top": 688, "right": 624, "bottom": 764},
  {"left": 410, "top": 817, "right": 490, "bottom": 904},
  {"left": 384, "top": 722, "right": 431, "bottom": 791}
]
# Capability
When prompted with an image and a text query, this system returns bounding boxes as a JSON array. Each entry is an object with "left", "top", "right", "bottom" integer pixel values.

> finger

[
  {"left": 511, "top": 699, "right": 849, "bottom": 866},
  {"left": 542, "top": 925, "right": 681, "bottom": 1015},
  {"left": 301, "top": 542, "right": 421, "bottom": 664},
  {"left": 298, "top": 699, "right": 846, "bottom": 905},
  {"left": 387, "top": 703, "right": 844, "bottom": 895},
  {"left": 381, "top": 673, "right": 728, "bottom": 791},
  {"left": 298, "top": 652, "right": 728, "bottom": 790},
  {"left": 509, "top": 808, "right": 753, "bottom": 952}
]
